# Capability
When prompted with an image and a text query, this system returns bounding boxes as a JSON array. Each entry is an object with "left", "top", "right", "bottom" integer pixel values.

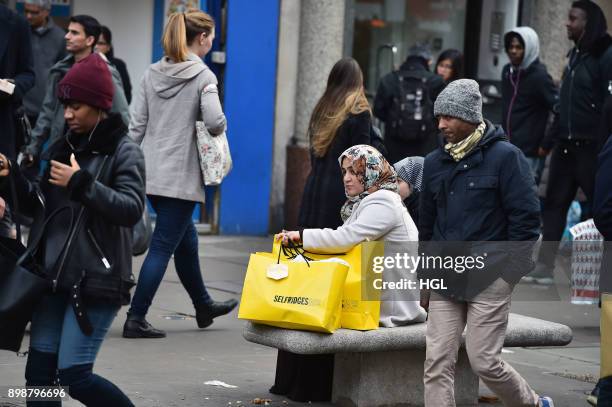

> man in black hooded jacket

[
  {"left": 532, "top": 0, "right": 612, "bottom": 284},
  {"left": 501, "top": 26, "right": 558, "bottom": 184},
  {"left": 593, "top": 103, "right": 612, "bottom": 405}
]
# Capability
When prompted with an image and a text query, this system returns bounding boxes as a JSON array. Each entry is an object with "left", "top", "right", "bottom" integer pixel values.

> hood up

[
  {"left": 573, "top": 0, "right": 609, "bottom": 53},
  {"left": 504, "top": 26, "right": 540, "bottom": 70},
  {"left": 150, "top": 53, "right": 206, "bottom": 99}
]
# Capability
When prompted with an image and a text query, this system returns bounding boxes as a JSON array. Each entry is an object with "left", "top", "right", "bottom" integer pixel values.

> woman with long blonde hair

[
  {"left": 298, "top": 57, "right": 373, "bottom": 230},
  {"left": 123, "top": 10, "right": 237, "bottom": 338}
]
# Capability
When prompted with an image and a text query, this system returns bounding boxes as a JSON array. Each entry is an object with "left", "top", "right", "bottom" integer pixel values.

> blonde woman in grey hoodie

[{"left": 123, "top": 10, "right": 237, "bottom": 338}]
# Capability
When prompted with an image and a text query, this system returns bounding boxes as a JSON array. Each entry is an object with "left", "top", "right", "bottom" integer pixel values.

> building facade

[{"left": 11, "top": 0, "right": 612, "bottom": 235}]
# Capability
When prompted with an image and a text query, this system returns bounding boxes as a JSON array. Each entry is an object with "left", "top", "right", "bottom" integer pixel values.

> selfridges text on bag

[
  {"left": 387, "top": 71, "right": 435, "bottom": 142},
  {"left": 569, "top": 219, "right": 603, "bottom": 305},
  {"left": 267, "top": 241, "right": 383, "bottom": 330},
  {"left": 238, "top": 247, "right": 349, "bottom": 333},
  {"left": 195, "top": 84, "right": 232, "bottom": 186}
]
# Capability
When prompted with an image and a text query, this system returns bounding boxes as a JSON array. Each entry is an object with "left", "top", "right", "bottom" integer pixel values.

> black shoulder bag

[
  {"left": 0, "top": 168, "right": 71, "bottom": 352},
  {"left": 0, "top": 156, "right": 108, "bottom": 351}
]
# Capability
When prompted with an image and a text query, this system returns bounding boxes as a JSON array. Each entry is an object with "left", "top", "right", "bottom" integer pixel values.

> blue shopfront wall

[
  {"left": 152, "top": 0, "right": 280, "bottom": 235},
  {"left": 220, "top": 0, "right": 279, "bottom": 234}
]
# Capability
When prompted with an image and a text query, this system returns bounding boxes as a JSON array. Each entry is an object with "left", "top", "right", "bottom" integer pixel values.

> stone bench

[{"left": 243, "top": 314, "right": 572, "bottom": 407}]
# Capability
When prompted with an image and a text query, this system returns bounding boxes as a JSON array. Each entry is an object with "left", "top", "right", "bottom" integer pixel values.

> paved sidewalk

[{"left": 0, "top": 236, "right": 601, "bottom": 406}]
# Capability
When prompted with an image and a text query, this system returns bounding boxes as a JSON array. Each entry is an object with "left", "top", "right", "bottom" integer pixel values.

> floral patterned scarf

[{"left": 338, "top": 144, "right": 400, "bottom": 222}]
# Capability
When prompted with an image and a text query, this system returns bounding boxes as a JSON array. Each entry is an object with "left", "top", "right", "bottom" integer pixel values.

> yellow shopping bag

[
  {"left": 269, "top": 241, "right": 383, "bottom": 331},
  {"left": 238, "top": 252, "right": 349, "bottom": 333},
  {"left": 602, "top": 293, "right": 612, "bottom": 378}
]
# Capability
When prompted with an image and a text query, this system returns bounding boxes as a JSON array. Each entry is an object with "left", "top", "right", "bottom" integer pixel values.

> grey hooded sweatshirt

[
  {"left": 507, "top": 26, "right": 540, "bottom": 70},
  {"left": 129, "top": 53, "right": 226, "bottom": 203}
]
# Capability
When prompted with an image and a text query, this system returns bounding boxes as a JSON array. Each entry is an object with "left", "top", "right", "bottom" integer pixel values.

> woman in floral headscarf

[
  {"left": 272, "top": 145, "right": 425, "bottom": 403},
  {"left": 279, "top": 144, "right": 426, "bottom": 326}
]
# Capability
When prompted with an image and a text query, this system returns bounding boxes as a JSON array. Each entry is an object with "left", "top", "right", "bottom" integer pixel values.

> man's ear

[{"left": 85, "top": 35, "right": 96, "bottom": 48}]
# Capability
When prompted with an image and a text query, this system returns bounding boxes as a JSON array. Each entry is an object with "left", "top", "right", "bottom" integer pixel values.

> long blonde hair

[
  {"left": 310, "top": 58, "right": 371, "bottom": 158},
  {"left": 162, "top": 10, "right": 215, "bottom": 62}
]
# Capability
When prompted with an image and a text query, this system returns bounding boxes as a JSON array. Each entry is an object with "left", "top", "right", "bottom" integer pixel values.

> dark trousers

[
  {"left": 600, "top": 376, "right": 612, "bottom": 406},
  {"left": 538, "top": 141, "right": 598, "bottom": 267},
  {"left": 269, "top": 350, "right": 334, "bottom": 402}
]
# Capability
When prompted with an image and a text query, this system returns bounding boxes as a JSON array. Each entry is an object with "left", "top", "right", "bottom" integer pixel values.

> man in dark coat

[
  {"left": 22, "top": 0, "right": 66, "bottom": 126},
  {"left": 374, "top": 44, "right": 445, "bottom": 163},
  {"left": 0, "top": 4, "right": 35, "bottom": 161},
  {"left": 419, "top": 79, "right": 550, "bottom": 406},
  {"left": 501, "top": 26, "right": 558, "bottom": 184},
  {"left": 0, "top": 4, "right": 35, "bottom": 238},
  {"left": 598, "top": 96, "right": 612, "bottom": 150},
  {"left": 533, "top": 0, "right": 612, "bottom": 284},
  {"left": 593, "top": 122, "right": 612, "bottom": 406}
]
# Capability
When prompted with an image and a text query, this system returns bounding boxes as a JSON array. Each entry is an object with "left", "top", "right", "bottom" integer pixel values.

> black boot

[
  {"left": 122, "top": 315, "right": 166, "bottom": 338},
  {"left": 195, "top": 299, "right": 238, "bottom": 328},
  {"left": 25, "top": 349, "right": 61, "bottom": 407},
  {"left": 59, "top": 363, "right": 134, "bottom": 407}
]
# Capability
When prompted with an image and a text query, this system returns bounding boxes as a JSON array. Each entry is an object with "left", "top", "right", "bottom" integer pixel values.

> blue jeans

[
  {"left": 128, "top": 195, "right": 212, "bottom": 318},
  {"left": 26, "top": 294, "right": 132, "bottom": 406},
  {"left": 29, "top": 294, "right": 119, "bottom": 368}
]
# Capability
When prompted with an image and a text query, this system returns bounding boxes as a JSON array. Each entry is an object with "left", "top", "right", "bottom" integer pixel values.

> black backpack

[{"left": 387, "top": 70, "right": 435, "bottom": 142}]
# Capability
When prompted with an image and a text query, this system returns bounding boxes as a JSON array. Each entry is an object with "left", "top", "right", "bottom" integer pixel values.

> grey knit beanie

[{"left": 433, "top": 79, "right": 483, "bottom": 124}]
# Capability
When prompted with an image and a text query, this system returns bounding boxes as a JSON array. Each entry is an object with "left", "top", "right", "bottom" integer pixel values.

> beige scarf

[{"left": 444, "top": 122, "right": 486, "bottom": 162}]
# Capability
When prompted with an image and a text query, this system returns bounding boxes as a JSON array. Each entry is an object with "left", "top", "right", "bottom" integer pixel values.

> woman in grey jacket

[{"left": 123, "top": 10, "right": 237, "bottom": 338}]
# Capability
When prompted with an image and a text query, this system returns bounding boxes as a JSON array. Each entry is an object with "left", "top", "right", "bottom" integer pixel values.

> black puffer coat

[
  {"left": 418, "top": 121, "right": 541, "bottom": 300},
  {"left": 542, "top": 4, "right": 612, "bottom": 148},
  {"left": 0, "top": 5, "right": 34, "bottom": 159},
  {"left": 595, "top": 135, "right": 612, "bottom": 293},
  {"left": 11, "top": 113, "right": 145, "bottom": 306}
]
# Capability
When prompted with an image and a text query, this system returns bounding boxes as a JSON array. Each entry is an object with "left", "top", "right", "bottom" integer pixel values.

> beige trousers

[{"left": 423, "top": 278, "right": 539, "bottom": 407}]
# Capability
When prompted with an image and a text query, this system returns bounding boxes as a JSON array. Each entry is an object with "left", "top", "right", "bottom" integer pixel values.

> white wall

[{"left": 73, "top": 0, "right": 154, "bottom": 94}]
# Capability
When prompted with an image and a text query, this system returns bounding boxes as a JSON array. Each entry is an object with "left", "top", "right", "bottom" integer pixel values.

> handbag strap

[
  {"left": 16, "top": 205, "right": 75, "bottom": 266},
  {"left": 51, "top": 155, "right": 109, "bottom": 281}
]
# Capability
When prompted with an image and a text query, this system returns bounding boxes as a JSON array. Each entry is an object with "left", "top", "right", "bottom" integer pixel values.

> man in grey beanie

[{"left": 419, "top": 79, "right": 554, "bottom": 406}]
